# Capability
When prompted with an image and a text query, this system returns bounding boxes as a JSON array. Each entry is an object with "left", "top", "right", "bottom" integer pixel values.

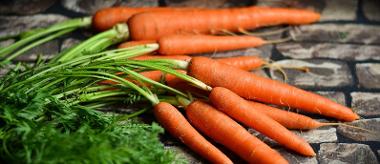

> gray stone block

[
  {"left": 290, "top": 24, "right": 380, "bottom": 44},
  {"left": 270, "top": 59, "right": 353, "bottom": 89},
  {"left": 276, "top": 42, "right": 380, "bottom": 61},
  {"left": 337, "top": 118, "right": 380, "bottom": 142},
  {"left": 0, "top": 14, "right": 67, "bottom": 38},
  {"left": 351, "top": 92, "right": 380, "bottom": 117},
  {"left": 319, "top": 143, "right": 378, "bottom": 164},
  {"left": 356, "top": 63, "right": 380, "bottom": 89},
  {"left": 363, "top": 0, "right": 380, "bottom": 22},
  {"left": 276, "top": 148, "right": 318, "bottom": 164},
  {"left": 0, "top": 0, "right": 57, "bottom": 15},
  {"left": 13, "top": 40, "right": 60, "bottom": 62},
  {"left": 61, "top": 0, "right": 158, "bottom": 14},
  {"left": 293, "top": 127, "right": 337, "bottom": 143}
]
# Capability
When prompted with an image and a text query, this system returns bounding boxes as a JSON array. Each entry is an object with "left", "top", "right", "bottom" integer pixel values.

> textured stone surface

[
  {"left": 0, "top": 0, "right": 57, "bottom": 15},
  {"left": 62, "top": 0, "right": 158, "bottom": 14},
  {"left": 165, "top": 145, "right": 204, "bottom": 164},
  {"left": 277, "top": 148, "right": 318, "bottom": 164},
  {"left": 319, "top": 0, "right": 357, "bottom": 21},
  {"left": 60, "top": 38, "right": 82, "bottom": 52},
  {"left": 276, "top": 42, "right": 380, "bottom": 61},
  {"left": 294, "top": 127, "right": 337, "bottom": 143},
  {"left": 363, "top": 0, "right": 380, "bottom": 21},
  {"left": 13, "top": 40, "right": 59, "bottom": 61},
  {"left": 351, "top": 92, "right": 380, "bottom": 117},
  {"left": 290, "top": 24, "right": 380, "bottom": 44},
  {"left": 202, "top": 44, "right": 272, "bottom": 59},
  {"left": 0, "top": 14, "right": 67, "bottom": 38},
  {"left": 0, "top": 64, "right": 15, "bottom": 77},
  {"left": 319, "top": 143, "right": 378, "bottom": 164},
  {"left": 270, "top": 59, "right": 353, "bottom": 89},
  {"left": 337, "top": 118, "right": 380, "bottom": 142},
  {"left": 165, "top": 0, "right": 252, "bottom": 8},
  {"left": 317, "top": 91, "right": 346, "bottom": 106},
  {"left": 0, "top": 39, "right": 15, "bottom": 48},
  {"left": 356, "top": 63, "right": 380, "bottom": 89}
]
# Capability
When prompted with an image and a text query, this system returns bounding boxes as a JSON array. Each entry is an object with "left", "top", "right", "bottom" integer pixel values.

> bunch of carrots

[
  {"left": 1, "top": 5, "right": 362, "bottom": 164},
  {"left": 87, "top": 6, "right": 360, "bottom": 163}
]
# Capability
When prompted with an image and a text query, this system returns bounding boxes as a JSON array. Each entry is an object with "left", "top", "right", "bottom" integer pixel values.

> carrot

[
  {"left": 188, "top": 57, "right": 359, "bottom": 121},
  {"left": 216, "top": 56, "right": 265, "bottom": 71},
  {"left": 248, "top": 101, "right": 327, "bottom": 130},
  {"left": 186, "top": 100, "right": 288, "bottom": 164},
  {"left": 93, "top": 7, "right": 201, "bottom": 31},
  {"left": 128, "top": 6, "right": 320, "bottom": 40},
  {"left": 209, "top": 87, "right": 315, "bottom": 156},
  {"left": 157, "top": 34, "right": 266, "bottom": 55},
  {"left": 154, "top": 102, "right": 233, "bottom": 163}
]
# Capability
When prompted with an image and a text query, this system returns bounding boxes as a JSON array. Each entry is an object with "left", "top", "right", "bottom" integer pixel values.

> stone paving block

[
  {"left": 201, "top": 44, "right": 273, "bottom": 59},
  {"left": 165, "top": 145, "right": 204, "bottom": 164},
  {"left": 255, "top": 0, "right": 357, "bottom": 21},
  {"left": 61, "top": 0, "right": 158, "bottom": 14},
  {"left": 351, "top": 92, "right": 380, "bottom": 117},
  {"left": 276, "top": 42, "right": 380, "bottom": 61},
  {"left": 165, "top": 0, "right": 252, "bottom": 8},
  {"left": 60, "top": 38, "right": 82, "bottom": 52},
  {"left": 249, "top": 126, "right": 337, "bottom": 146},
  {"left": 0, "top": 0, "right": 57, "bottom": 15},
  {"left": 0, "top": 14, "right": 67, "bottom": 38},
  {"left": 270, "top": 59, "right": 353, "bottom": 89},
  {"left": 0, "top": 39, "right": 15, "bottom": 48},
  {"left": 337, "top": 118, "right": 380, "bottom": 142},
  {"left": 319, "top": 0, "right": 357, "bottom": 21},
  {"left": 356, "top": 63, "right": 380, "bottom": 89},
  {"left": 318, "top": 143, "right": 378, "bottom": 164},
  {"left": 363, "top": 0, "right": 380, "bottom": 22},
  {"left": 317, "top": 91, "right": 346, "bottom": 106},
  {"left": 0, "top": 64, "right": 15, "bottom": 77},
  {"left": 276, "top": 148, "right": 318, "bottom": 164},
  {"left": 13, "top": 40, "right": 60, "bottom": 62},
  {"left": 293, "top": 127, "right": 337, "bottom": 143},
  {"left": 290, "top": 24, "right": 380, "bottom": 45}
]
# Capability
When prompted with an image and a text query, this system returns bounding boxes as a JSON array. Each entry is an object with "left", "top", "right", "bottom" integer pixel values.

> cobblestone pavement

[{"left": 0, "top": 0, "right": 379, "bottom": 163}]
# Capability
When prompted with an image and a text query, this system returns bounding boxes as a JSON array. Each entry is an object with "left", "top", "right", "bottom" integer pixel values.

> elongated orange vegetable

[
  {"left": 209, "top": 87, "right": 315, "bottom": 156},
  {"left": 248, "top": 101, "right": 328, "bottom": 129},
  {"left": 154, "top": 102, "right": 233, "bottom": 163},
  {"left": 157, "top": 34, "right": 266, "bottom": 55},
  {"left": 186, "top": 100, "right": 288, "bottom": 163},
  {"left": 128, "top": 6, "right": 320, "bottom": 40},
  {"left": 188, "top": 57, "right": 359, "bottom": 121}
]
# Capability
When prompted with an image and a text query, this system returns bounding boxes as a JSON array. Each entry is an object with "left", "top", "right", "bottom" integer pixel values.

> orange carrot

[
  {"left": 209, "top": 87, "right": 315, "bottom": 156},
  {"left": 186, "top": 100, "right": 288, "bottom": 164},
  {"left": 128, "top": 6, "right": 320, "bottom": 40},
  {"left": 188, "top": 57, "right": 359, "bottom": 121},
  {"left": 216, "top": 56, "right": 265, "bottom": 71},
  {"left": 157, "top": 34, "right": 266, "bottom": 55},
  {"left": 248, "top": 101, "right": 327, "bottom": 130},
  {"left": 154, "top": 102, "right": 233, "bottom": 163},
  {"left": 93, "top": 7, "right": 202, "bottom": 31}
]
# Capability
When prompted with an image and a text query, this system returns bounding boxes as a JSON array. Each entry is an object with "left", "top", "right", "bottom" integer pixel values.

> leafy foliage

[{"left": 0, "top": 90, "right": 185, "bottom": 164}]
